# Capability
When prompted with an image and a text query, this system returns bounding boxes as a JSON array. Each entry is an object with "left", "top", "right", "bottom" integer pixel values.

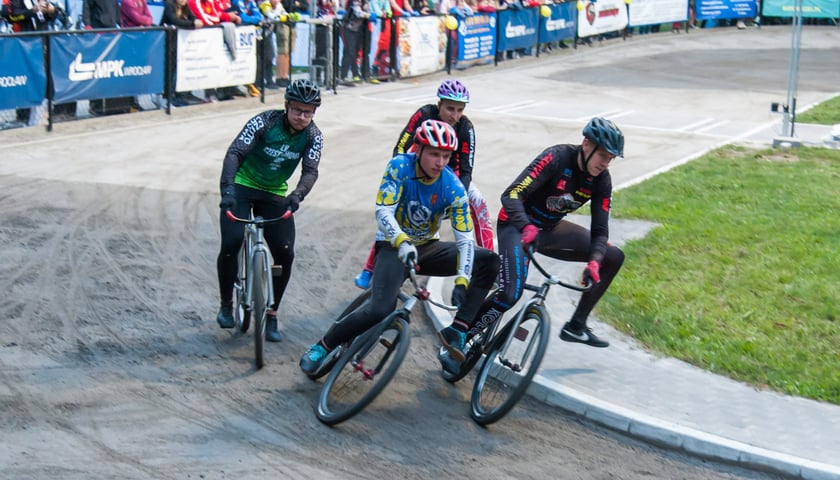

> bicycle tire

[
  {"left": 470, "top": 307, "right": 550, "bottom": 425},
  {"left": 253, "top": 250, "right": 269, "bottom": 370},
  {"left": 235, "top": 246, "right": 251, "bottom": 333},
  {"left": 316, "top": 316, "right": 410, "bottom": 426},
  {"left": 307, "top": 289, "right": 372, "bottom": 381}
]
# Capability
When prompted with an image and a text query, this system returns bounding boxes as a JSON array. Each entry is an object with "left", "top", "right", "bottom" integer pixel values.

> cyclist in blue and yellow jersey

[
  {"left": 352, "top": 79, "right": 495, "bottom": 290},
  {"left": 438, "top": 117, "right": 626, "bottom": 372},
  {"left": 299, "top": 120, "right": 499, "bottom": 375},
  {"left": 216, "top": 79, "right": 324, "bottom": 343}
]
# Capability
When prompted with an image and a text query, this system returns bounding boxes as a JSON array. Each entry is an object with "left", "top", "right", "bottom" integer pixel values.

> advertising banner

[
  {"left": 762, "top": 0, "right": 839, "bottom": 17},
  {"left": 695, "top": 0, "right": 757, "bottom": 19},
  {"left": 50, "top": 31, "right": 165, "bottom": 104},
  {"left": 453, "top": 13, "right": 497, "bottom": 69},
  {"left": 497, "top": 8, "right": 539, "bottom": 52},
  {"left": 629, "top": 0, "right": 689, "bottom": 26},
  {"left": 176, "top": 26, "right": 258, "bottom": 91},
  {"left": 0, "top": 36, "right": 47, "bottom": 110},
  {"left": 539, "top": 3, "right": 577, "bottom": 43},
  {"left": 577, "top": 0, "right": 629, "bottom": 37},
  {"left": 397, "top": 16, "right": 447, "bottom": 78}
]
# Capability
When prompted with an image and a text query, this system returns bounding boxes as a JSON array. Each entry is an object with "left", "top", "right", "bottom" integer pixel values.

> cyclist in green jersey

[{"left": 216, "top": 79, "right": 324, "bottom": 342}]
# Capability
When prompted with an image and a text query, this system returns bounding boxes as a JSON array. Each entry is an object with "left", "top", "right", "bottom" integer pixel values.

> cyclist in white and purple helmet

[{"left": 353, "top": 79, "right": 495, "bottom": 289}]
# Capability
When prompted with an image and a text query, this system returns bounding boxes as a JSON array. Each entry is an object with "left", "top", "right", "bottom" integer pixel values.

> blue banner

[
  {"left": 539, "top": 3, "right": 576, "bottom": 43},
  {"left": 454, "top": 13, "right": 497, "bottom": 69},
  {"left": 696, "top": 0, "right": 757, "bottom": 20},
  {"left": 762, "top": 0, "right": 839, "bottom": 17},
  {"left": 0, "top": 36, "right": 47, "bottom": 110},
  {"left": 50, "top": 30, "right": 166, "bottom": 104},
  {"left": 497, "top": 8, "right": 539, "bottom": 52}
]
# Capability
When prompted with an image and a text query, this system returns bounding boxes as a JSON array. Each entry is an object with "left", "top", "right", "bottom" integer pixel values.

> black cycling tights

[
  {"left": 217, "top": 185, "right": 295, "bottom": 310},
  {"left": 472, "top": 221, "right": 624, "bottom": 332}
]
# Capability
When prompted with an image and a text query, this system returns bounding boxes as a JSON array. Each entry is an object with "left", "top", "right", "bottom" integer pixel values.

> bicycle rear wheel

[
  {"left": 307, "top": 289, "right": 372, "bottom": 381},
  {"left": 234, "top": 245, "right": 251, "bottom": 333},
  {"left": 316, "top": 316, "right": 410, "bottom": 425},
  {"left": 252, "top": 250, "right": 269, "bottom": 369},
  {"left": 470, "top": 307, "right": 549, "bottom": 425}
]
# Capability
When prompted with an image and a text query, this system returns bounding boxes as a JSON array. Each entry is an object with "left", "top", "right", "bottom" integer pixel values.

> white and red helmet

[{"left": 413, "top": 119, "right": 458, "bottom": 152}]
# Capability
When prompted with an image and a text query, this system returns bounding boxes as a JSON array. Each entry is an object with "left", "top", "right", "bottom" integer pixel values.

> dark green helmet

[
  {"left": 583, "top": 117, "right": 624, "bottom": 157},
  {"left": 285, "top": 79, "right": 321, "bottom": 107}
]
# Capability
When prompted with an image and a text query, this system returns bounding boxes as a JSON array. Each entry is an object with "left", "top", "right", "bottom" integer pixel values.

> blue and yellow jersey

[{"left": 374, "top": 153, "right": 473, "bottom": 247}]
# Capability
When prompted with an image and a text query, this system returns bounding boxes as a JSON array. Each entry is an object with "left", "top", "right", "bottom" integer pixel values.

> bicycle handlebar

[
  {"left": 225, "top": 209, "right": 293, "bottom": 225},
  {"left": 525, "top": 247, "right": 593, "bottom": 292}
]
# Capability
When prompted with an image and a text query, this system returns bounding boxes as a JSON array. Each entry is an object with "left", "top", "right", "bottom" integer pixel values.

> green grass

[
  {"left": 600, "top": 145, "right": 840, "bottom": 404},
  {"left": 797, "top": 94, "right": 840, "bottom": 124}
]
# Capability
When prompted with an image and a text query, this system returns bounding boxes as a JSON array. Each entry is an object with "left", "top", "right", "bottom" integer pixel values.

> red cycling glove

[
  {"left": 583, "top": 260, "right": 600, "bottom": 284},
  {"left": 520, "top": 224, "right": 538, "bottom": 245}
]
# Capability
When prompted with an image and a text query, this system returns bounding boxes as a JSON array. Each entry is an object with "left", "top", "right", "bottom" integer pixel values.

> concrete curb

[{"left": 423, "top": 275, "right": 840, "bottom": 480}]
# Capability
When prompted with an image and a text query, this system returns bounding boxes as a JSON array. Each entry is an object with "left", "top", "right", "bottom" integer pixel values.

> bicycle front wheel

[
  {"left": 235, "top": 244, "right": 251, "bottom": 333},
  {"left": 470, "top": 307, "right": 549, "bottom": 426},
  {"left": 307, "top": 289, "right": 372, "bottom": 381},
  {"left": 252, "top": 250, "right": 270, "bottom": 369},
  {"left": 316, "top": 316, "right": 410, "bottom": 426}
]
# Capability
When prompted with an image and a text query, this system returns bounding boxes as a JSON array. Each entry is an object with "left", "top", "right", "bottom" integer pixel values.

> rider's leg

[
  {"left": 215, "top": 186, "right": 250, "bottom": 328},
  {"left": 260, "top": 193, "right": 296, "bottom": 342},
  {"left": 354, "top": 241, "right": 377, "bottom": 288},
  {"left": 538, "top": 221, "right": 625, "bottom": 345},
  {"left": 468, "top": 222, "right": 526, "bottom": 334},
  {"left": 468, "top": 183, "right": 495, "bottom": 251},
  {"left": 323, "top": 242, "right": 404, "bottom": 348}
]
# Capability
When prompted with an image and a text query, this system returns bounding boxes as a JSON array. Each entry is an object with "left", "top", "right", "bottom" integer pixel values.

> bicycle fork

[{"left": 498, "top": 297, "right": 548, "bottom": 372}]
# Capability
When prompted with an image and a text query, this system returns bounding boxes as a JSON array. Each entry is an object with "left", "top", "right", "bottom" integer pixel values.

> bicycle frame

[{"left": 226, "top": 208, "right": 292, "bottom": 368}]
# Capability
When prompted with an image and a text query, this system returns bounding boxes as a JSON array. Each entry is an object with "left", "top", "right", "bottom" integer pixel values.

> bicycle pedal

[
  {"left": 379, "top": 337, "right": 393, "bottom": 348},
  {"left": 514, "top": 326, "right": 529, "bottom": 341}
]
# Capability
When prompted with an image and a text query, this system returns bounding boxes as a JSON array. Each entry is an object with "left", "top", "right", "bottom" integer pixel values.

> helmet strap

[
  {"left": 580, "top": 139, "right": 596, "bottom": 174},
  {"left": 414, "top": 146, "right": 435, "bottom": 181}
]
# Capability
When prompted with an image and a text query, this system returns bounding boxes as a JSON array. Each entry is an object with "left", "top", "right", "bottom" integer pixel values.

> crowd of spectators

[{"left": 2, "top": 0, "right": 799, "bottom": 126}]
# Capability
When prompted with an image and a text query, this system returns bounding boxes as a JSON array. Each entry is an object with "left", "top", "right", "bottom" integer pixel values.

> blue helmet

[
  {"left": 583, "top": 117, "right": 624, "bottom": 157},
  {"left": 437, "top": 79, "right": 470, "bottom": 103}
]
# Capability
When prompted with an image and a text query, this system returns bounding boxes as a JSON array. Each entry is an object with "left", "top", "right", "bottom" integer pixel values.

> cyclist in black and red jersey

[
  {"left": 352, "top": 79, "right": 495, "bottom": 289},
  {"left": 437, "top": 117, "right": 627, "bottom": 372},
  {"left": 215, "top": 79, "right": 324, "bottom": 343}
]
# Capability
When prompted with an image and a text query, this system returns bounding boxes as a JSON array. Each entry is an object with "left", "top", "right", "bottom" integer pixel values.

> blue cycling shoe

[
  {"left": 300, "top": 343, "right": 328, "bottom": 375},
  {"left": 266, "top": 314, "right": 282, "bottom": 342},
  {"left": 437, "top": 326, "right": 467, "bottom": 363},
  {"left": 354, "top": 269, "right": 372, "bottom": 289}
]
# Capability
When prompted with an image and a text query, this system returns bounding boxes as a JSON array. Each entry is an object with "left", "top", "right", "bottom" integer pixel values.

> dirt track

[{"left": 6, "top": 26, "right": 833, "bottom": 479}]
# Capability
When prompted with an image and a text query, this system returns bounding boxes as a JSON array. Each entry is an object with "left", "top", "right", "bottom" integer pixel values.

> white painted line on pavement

[
  {"left": 678, "top": 118, "right": 716, "bottom": 132},
  {"left": 576, "top": 110, "right": 623, "bottom": 122},
  {"left": 485, "top": 100, "right": 541, "bottom": 113},
  {"left": 694, "top": 119, "right": 730, "bottom": 134},
  {"left": 604, "top": 110, "right": 636, "bottom": 120}
]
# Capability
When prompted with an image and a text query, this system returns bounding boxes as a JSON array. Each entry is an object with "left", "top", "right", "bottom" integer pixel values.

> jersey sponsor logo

[
  {"left": 528, "top": 152, "right": 552, "bottom": 179},
  {"left": 238, "top": 116, "right": 265, "bottom": 145},
  {"left": 555, "top": 179, "right": 566, "bottom": 191},
  {"left": 308, "top": 133, "right": 323, "bottom": 162},
  {"left": 575, "top": 188, "right": 592, "bottom": 199},
  {"left": 407, "top": 200, "right": 431, "bottom": 225},
  {"left": 602, "top": 197, "right": 610, "bottom": 212},
  {"left": 563, "top": 168, "right": 573, "bottom": 177}
]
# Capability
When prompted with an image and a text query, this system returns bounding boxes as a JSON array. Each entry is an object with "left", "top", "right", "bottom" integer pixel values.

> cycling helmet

[
  {"left": 414, "top": 119, "right": 459, "bottom": 151},
  {"left": 437, "top": 79, "right": 470, "bottom": 103},
  {"left": 285, "top": 79, "right": 321, "bottom": 107},
  {"left": 582, "top": 117, "right": 624, "bottom": 157}
]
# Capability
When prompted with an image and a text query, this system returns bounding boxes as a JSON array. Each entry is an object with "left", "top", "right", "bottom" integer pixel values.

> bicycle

[
  {"left": 441, "top": 248, "right": 592, "bottom": 425},
  {"left": 225, "top": 208, "right": 292, "bottom": 369},
  {"left": 313, "top": 261, "right": 458, "bottom": 426}
]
